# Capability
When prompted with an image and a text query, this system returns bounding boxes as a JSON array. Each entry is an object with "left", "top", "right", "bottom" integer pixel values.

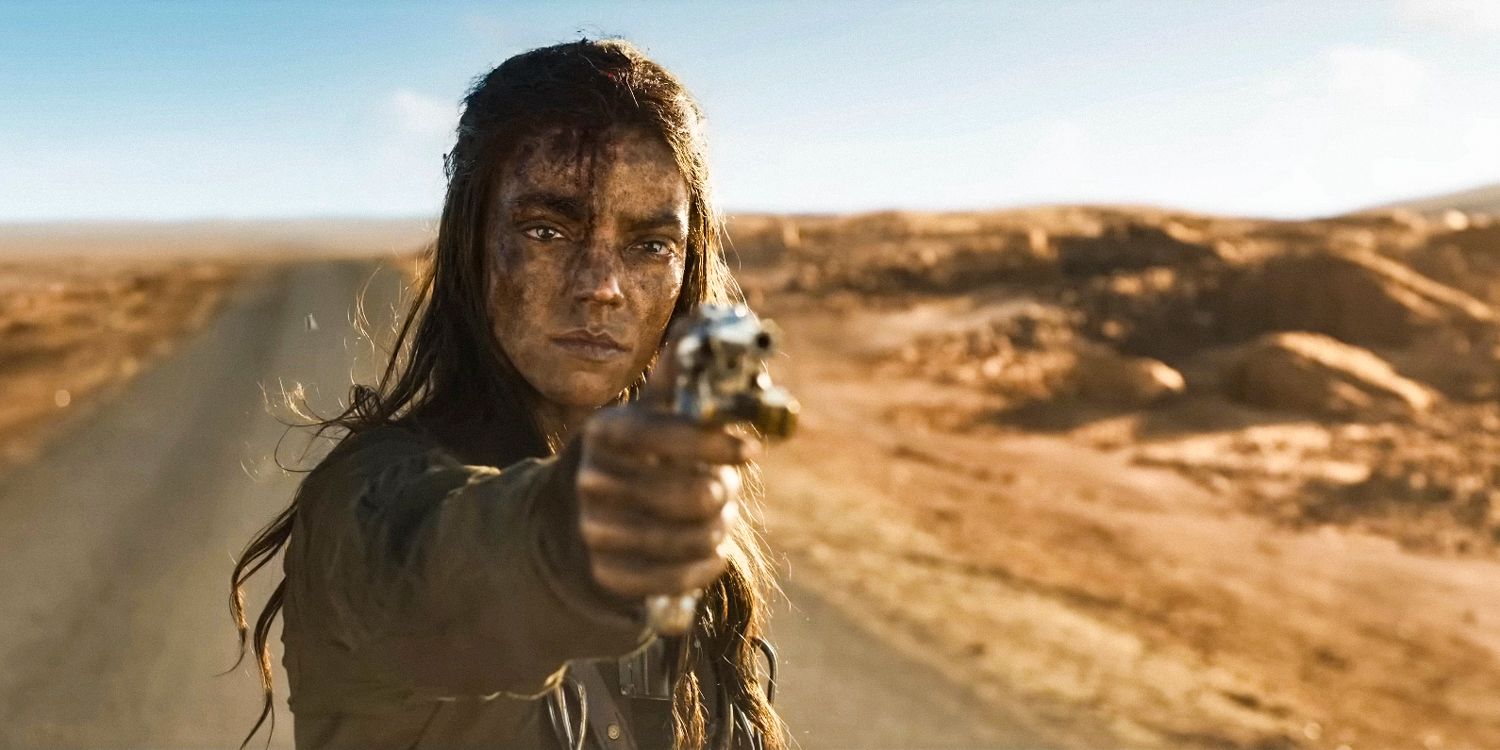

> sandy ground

[{"left": 751, "top": 290, "right": 1500, "bottom": 750}]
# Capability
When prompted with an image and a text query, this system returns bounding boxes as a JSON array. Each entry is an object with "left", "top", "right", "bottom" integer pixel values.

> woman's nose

[{"left": 572, "top": 263, "right": 625, "bottom": 305}]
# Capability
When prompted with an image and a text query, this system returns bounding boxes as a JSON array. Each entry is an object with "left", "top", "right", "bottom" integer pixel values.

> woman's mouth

[{"left": 551, "top": 330, "right": 629, "bottom": 362}]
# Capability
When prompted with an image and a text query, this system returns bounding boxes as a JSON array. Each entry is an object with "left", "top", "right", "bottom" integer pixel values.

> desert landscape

[
  {"left": 730, "top": 203, "right": 1500, "bottom": 749},
  {"left": 0, "top": 259, "right": 239, "bottom": 473},
  {"left": 2, "top": 196, "right": 1500, "bottom": 748}
]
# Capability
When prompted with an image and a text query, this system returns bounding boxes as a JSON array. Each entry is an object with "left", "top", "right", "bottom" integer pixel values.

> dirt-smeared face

[{"left": 486, "top": 127, "right": 689, "bottom": 411}]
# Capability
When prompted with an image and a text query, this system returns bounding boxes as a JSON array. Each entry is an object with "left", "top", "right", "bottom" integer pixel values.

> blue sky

[{"left": 2, "top": 0, "right": 1498, "bottom": 221}]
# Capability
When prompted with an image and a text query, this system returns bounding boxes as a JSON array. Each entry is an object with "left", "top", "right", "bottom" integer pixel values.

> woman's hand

[{"left": 575, "top": 403, "right": 756, "bottom": 601}]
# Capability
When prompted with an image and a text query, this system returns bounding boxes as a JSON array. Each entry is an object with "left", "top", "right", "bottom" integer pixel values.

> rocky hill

[
  {"left": 1367, "top": 182, "right": 1500, "bottom": 217},
  {"left": 728, "top": 206, "right": 1500, "bottom": 557}
]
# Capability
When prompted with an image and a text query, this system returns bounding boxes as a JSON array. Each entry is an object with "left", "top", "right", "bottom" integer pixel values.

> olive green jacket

[{"left": 281, "top": 424, "right": 664, "bottom": 748}]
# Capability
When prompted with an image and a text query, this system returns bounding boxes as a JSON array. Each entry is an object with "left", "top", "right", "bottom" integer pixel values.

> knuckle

[
  {"left": 577, "top": 516, "right": 611, "bottom": 548},
  {"left": 720, "top": 498, "right": 741, "bottom": 525},
  {"left": 690, "top": 480, "right": 720, "bottom": 516},
  {"left": 575, "top": 466, "right": 612, "bottom": 497},
  {"left": 690, "top": 525, "right": 722, "bottom": 554},
  {"left": 718, "top": 464, "right": 742, "bottom": 493},
  {"left": 590, "top": 561, "right": 618, "bottom": 589},
  {"left": 710, "top": 475, "right": 735, "bottom": 508},
  {"left": 594, "top": 564, "right": 642, "bottom": 598}
]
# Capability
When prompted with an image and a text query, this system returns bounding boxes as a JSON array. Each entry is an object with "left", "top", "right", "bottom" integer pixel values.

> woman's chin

[{"left": 546, "top": 376, "right": 634, "bottom": 410}]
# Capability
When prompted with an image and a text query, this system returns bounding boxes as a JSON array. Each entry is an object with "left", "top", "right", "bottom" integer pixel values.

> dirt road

[{"left": 0, "top": 261, "right": 1038, "bottom": 749}]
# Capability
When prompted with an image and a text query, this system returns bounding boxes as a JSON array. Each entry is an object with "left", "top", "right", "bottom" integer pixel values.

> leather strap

[
  {"left": 569, "top": 662, "right": 640, "bottom": 750},
  {"left": 618, "top": 637, "right": 679, "bottom": 700}
]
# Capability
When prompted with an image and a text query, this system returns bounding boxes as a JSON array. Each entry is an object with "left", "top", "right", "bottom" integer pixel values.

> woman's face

[{"left": 486, "top": 127, "right": 689, "bottom": 411}]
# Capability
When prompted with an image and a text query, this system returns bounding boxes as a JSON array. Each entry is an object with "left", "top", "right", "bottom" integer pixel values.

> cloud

[
  {"left": 1321, "top": 45, "right": 1428, "bottom": 108},
  {"left": 388, "top": 89, "right": 459, "bottom": 137},
  {"left": 1396, "top": 0, "right": 1500, "bottom": 35}
]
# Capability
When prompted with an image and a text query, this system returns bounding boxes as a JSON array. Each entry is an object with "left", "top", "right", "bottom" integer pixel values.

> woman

[{"left": 230, "top": 39, "right": 783, "bottom": 750}]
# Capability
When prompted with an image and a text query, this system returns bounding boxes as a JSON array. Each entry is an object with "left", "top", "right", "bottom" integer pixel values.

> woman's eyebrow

[
  {"left": 511, "top": 191, "right": 587, "bottom": 222},
  {"left": 624, "top": 210, "right": 688, "bottom": 235}
]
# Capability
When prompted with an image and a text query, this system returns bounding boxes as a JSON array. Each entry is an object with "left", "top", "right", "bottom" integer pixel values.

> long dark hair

[{"left": 229, "top": 38, "right": 782, "bottom": 749}]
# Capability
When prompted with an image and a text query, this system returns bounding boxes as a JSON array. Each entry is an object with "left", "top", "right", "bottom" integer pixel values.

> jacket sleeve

[{"left": 289, "top": 426, "right": 652, "bottom": 700}]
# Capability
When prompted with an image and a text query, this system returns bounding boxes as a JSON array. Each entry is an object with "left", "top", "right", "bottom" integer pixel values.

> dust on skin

[{"left": 485, "top": 127, "right": 689, "bottom": 443}]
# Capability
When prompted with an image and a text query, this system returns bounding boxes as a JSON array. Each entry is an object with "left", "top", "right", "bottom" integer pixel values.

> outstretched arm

[{"left": 286, "top": 425, "right": 650, "bottom": 700}]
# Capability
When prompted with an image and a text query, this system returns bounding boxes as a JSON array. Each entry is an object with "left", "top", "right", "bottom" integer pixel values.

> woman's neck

[{"left": 529, "top": 396, "right": 594, "bottom": 447}]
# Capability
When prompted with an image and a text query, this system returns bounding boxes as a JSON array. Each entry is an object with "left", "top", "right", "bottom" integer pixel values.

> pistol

[{"left": 646, "top": 304, "right": 799, "bottom": 636}]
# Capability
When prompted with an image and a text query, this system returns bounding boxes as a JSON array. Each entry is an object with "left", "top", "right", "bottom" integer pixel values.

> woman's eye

[{"left": 522, "top": 226, "right": 564, "bottom": 242}]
